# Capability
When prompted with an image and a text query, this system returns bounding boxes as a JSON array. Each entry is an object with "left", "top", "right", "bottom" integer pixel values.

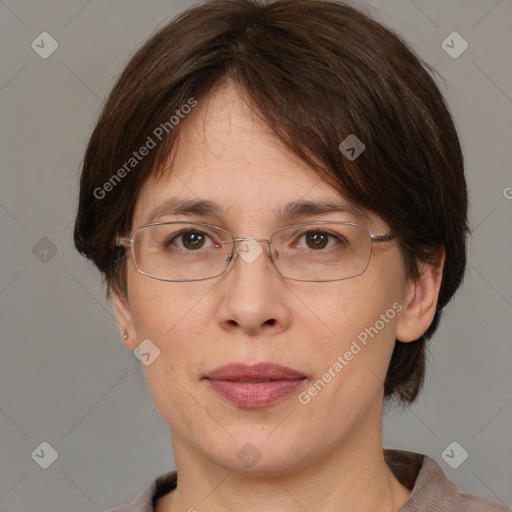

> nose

[{"left": 216, "top": 237, "right": 292, "bottom": 336}]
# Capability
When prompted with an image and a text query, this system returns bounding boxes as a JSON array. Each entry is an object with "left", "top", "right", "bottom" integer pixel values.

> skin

[{"left": 114, "top": 82, "right": 445, "bottom": 512}]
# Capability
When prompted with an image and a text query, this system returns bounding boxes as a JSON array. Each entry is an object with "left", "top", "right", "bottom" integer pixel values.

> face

[{"left": 114, "top": 83, "right": 437, "bottom": 476}]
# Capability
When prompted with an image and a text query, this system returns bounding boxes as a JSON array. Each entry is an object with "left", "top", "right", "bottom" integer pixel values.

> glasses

[{"left": 116, "top": 221, "right": 395, "bottom": 282}]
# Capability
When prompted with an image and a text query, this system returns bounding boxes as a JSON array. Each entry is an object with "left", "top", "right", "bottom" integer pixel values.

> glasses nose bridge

[
  {"left": 230, "top": 237, "right": 273, "bottom": 256},
  {"left": 225, "top": 236, "right": 275, "bottom": 269},
  {"left": 231, "top": 236, "right": 272, "bottom": 245}
]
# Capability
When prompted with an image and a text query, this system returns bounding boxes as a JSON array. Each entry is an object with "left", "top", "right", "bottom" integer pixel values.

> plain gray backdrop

[{"left": 1, "top": 0, "right": 511, "bottom": 510}]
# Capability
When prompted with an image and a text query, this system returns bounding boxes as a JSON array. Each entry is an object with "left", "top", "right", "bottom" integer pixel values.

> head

[{"left": 74, "top": 0, "right": 467, "bottom": 473}]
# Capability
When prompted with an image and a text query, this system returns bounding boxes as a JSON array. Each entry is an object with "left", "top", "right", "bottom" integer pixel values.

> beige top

[{"left": 109, "top": 449, "right": 510, "bottom": 511}]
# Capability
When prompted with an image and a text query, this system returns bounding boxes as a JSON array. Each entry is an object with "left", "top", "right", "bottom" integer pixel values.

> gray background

[{"left": 1, "top": 0, "right": 511, "bottom": 510}]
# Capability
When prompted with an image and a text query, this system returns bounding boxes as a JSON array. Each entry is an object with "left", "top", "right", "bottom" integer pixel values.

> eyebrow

[{"left": 144, "top": 196, "right": 369, "bottom": 225}]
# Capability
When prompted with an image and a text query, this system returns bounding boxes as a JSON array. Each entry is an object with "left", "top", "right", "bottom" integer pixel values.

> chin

[{"left": 205, "top": 427, "right": 311, "bottom": 476}]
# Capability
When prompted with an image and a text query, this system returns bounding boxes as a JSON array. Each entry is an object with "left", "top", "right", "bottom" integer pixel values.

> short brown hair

[{"left": 74, "top": 0, "right": 468, "bottom": 404}]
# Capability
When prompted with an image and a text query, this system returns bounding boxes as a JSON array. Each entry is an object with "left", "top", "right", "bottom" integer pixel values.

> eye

[
  {"left": 296, "top": 230, "right": 343, "bottom": 250},
  {"left": 167, "top": 230, "right": 216, "bottom": 251}
]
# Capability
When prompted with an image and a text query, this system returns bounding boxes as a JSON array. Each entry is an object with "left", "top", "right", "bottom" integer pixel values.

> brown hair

[{"left": 74, "top": 0, "right": 468, "bottom": 404}]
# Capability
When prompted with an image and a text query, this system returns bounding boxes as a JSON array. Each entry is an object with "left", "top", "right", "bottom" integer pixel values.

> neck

[{"left": 157, "top": 407, "right": 411, "bottom": 512}]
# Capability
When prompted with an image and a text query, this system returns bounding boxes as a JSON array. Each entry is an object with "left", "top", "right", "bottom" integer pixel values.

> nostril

[{"left": 264, "top": 319, "right": 276, "bottom": 326}]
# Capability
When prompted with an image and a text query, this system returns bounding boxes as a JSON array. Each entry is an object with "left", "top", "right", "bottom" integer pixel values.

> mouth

[{"left": 204, "top": 362, "right": 307, "bottom": 408}]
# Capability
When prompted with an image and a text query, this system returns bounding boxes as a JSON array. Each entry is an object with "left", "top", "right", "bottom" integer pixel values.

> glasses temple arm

[
  {"left": 116, "top": 236, "right": 132, "bottom": 246},
  {"left": 371, "top": 232, "right": 395, "bottom": 243}
]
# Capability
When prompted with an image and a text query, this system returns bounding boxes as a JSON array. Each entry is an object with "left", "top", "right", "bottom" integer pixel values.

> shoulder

[
  {"left": 384, "top": 449, "right": 510, "bottom": 512},
  {"left": 457, "top": 491, "right": 511, "bottom": 512},
  {"left": 106, "top": 471, "right": 178, "bottom": 512}
]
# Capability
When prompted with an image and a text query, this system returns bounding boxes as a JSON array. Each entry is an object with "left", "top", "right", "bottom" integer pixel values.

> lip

[{"left": 204, "top": 362, "right": 306, "bottom": 409}]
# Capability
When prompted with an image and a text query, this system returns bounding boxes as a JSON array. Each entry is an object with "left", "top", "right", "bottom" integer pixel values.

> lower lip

[{"left": 206, "top": 379, "right": 306, "bottom": 408}]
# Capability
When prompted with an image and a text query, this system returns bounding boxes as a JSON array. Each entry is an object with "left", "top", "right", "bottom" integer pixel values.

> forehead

[
  {"left": 163, "top": 83, "right": 322, "bottom": 187},
  {"left": 132, "top": 84, "right": 375, "bottom": 230}
]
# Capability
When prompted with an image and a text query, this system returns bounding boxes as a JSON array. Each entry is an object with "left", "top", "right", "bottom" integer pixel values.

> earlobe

[
  {"left": 113, "top": 290, "right": 137, "bottom": 349},
  {"left": 395, "top": 248, "right": 445, "bottom": 343}
]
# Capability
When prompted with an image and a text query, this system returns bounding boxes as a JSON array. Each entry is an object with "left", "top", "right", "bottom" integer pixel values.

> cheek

[
  {"left": 302, "top": 274, "right": 400, "bottom": 341},
  {"left": 144, "top": 362, "right": 211, "bottom": 444},
  {"left": 127, "top": 267, "right": 213, "bottom": 341},
  {"left": 127, "top": 277, "right": 215, "bottom": 434},
  {"left": 296, "top": 304, "right": 399, "bottom": 440},
  {"left": 302, "top": 266, "right": 405, "bottom": 396},
  {"left": 127, "top": 272, "right": 218, "bottom": 400}
]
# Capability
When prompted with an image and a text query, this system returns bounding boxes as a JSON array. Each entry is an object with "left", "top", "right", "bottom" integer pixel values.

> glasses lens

[
  {"left": 132, "top": 223, "right": 233, "bottom": 281},
  {"left": 270, "top": 223, "right": 372, "bottom": 281}
]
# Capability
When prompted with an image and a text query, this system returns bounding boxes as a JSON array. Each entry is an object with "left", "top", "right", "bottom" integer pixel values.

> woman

[{"left": 74, "top": 0, "right": 508, "bottom": 510}]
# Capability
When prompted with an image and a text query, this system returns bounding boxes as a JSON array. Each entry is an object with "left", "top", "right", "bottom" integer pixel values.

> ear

[
  {"left": 112, "top": 290, "right": 138, "bottom": 349},
  {"left": 395, "top": 247, "right": 446, "bottom": 343}
]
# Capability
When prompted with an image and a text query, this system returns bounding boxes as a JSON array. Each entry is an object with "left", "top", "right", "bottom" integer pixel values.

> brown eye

[
  {"left": 304, "top": 231, "right": 330, "bottom": 250},
  {"left": 295, "top": 230, "right": 342, "bottom": 251},
  {"left": 168, "top": 230, "right": 212, "bottom": 251}
]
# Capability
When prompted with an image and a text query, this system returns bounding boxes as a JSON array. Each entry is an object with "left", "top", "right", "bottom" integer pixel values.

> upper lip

[{"left": 204, "top": 362, "right": 306, "bottom": 381}]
